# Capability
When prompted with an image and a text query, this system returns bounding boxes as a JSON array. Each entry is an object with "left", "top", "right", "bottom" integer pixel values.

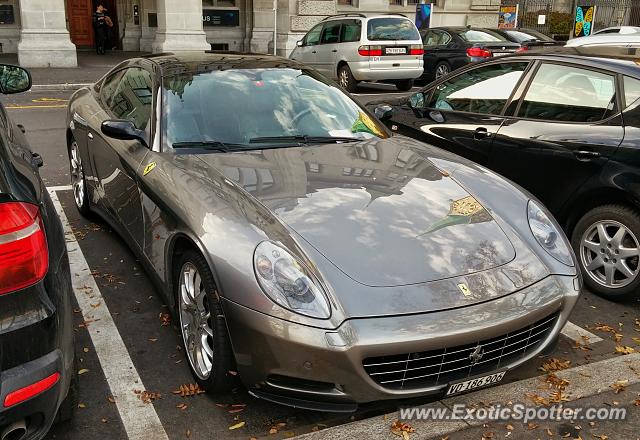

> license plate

[
  {"left": 446, "top": 371, "right": 506, "bottom": 396},
  {"left": 385, "top": 47, "right": 406, "bottom": 55},
  {"left": 492, "top": 52, "right": 510, "bottom": 57}
]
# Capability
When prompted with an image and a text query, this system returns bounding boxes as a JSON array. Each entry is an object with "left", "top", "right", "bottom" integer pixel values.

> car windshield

[
  {"left": 367, "top": 18, "right": 420, "bottom": 41},
  {"left": 162, "top": 68, "right": 388, "bottom": 150},
  {"left": 504, "top": 29, "right": 551, "bottom": 42},
  {"left": 458, "top": 29, "right": 506, "bottom": 42}
]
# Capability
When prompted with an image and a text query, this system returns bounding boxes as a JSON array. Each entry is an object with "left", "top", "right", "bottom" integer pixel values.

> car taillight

[
  {"left": 409, "top": 45, "right": 424, "bottom": 55},
  {"left": 358, "top": 45, "right": 383, "bottom": 56},
  {"left": 4, "top": 372, "right": 60, "bottom": 407},
  {"left": 0, "top": 202, "right": 48, "bottom": 295},
  {"left": 466, "top": 47, "right": 492, "bottom": 58},
  {"left": 516, "top": 46, "right": 529, "bottom": 53}
]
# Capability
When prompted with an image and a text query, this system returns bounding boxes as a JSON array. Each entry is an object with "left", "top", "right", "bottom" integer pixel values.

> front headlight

[
  {"left": 253, "top": 241, "right": 331, "bottom": 319},
  {"left": 527, "top": 200, "right": 573, "bottom": 266}
]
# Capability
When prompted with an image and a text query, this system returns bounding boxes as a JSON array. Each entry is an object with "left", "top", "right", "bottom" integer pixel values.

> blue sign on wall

[
  {"left": 415, "top": 3, "right": 432, "bottom": 31},
  {"left": 203, "top": 10, "right": 240, "bottom": 27}
]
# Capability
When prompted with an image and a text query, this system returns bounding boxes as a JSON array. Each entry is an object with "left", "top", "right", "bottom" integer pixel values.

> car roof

[
  {"left": 504, "top": 47, "right": 640, "bottom": 77},
  {"left": 140, "top": 52, "right": 308, "bottom": 76}
]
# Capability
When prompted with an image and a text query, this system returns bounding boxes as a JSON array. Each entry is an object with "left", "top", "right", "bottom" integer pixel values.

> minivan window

[
  {"left": 428, "top": 62, "right": 529, "bottom": 115},
  {"left": 305, "top": 24, "right": 322, "bottom": 46},
  {"left": 624, "top": 76, "right": 640, "bottom": 109},
  {"left": 321, "top": 21, "right": 341, "bottom": 44},
  {"left": 367, "top": 18, "right": 420, "bottom": 41},
  {"left": 340, "top": 19, "right": 362, "bottom": 42},
  {"left": 519, "top": 63, "right": 617, "bottom": 123},
  {"left": 458, "top": 29, "right": 505, "bottom": 42}
]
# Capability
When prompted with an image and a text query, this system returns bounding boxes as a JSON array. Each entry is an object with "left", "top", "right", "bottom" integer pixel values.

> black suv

[
  {"left": 0, "top": 65, "right": 75, "bottom": 438},
  {"left": 370, "top": 48, "right": 640, "bottom": 301}
]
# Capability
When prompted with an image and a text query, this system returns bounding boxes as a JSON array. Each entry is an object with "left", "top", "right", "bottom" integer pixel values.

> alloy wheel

[
  {"left": 178, "top": 262, "right": 214, "bottom": 380},
  {"left": 339, "top": 69, "right": 349, "bottom": 88},
  {"left": 70, "top": 142, "right": 85, "bottom": 209},
  {"left": 580, "top": 220, "right": 640, "bottom": 289},
  {"left": 435, "top": 64, "right": 449, "bottom": 79}
]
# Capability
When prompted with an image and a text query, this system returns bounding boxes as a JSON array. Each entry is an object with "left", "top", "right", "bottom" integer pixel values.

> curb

[
  {"left": 31, "top": 83, "right": 92, "bottom": 92},
  {"left": 296, "top": 353, "right": 640, "bottom": 440}
]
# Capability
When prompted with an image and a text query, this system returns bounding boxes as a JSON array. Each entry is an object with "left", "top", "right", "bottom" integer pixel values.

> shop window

[{"left": 202, "top": 0, "right": 237, "bottom": 6}]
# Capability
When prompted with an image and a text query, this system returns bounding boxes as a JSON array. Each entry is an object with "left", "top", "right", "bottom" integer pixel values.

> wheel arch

[{"left": 562, "top": 187, "right": 640, "bottom": 236}]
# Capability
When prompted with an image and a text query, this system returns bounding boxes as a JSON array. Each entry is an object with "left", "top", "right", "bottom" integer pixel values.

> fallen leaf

[
  {"left": 78, "top": 368, "right": 89, "bottom": 375},
  {"left": 228, "top": 421, "right": 245, "bottom": 430},
  {"left": 610, "top": 379, "right": 629, "bottom": 394},
  {"left": 527, "top": 422, "right": 539, "bottom": 430},
  {"left": 107, "top": 395, "right": 115, "bottom": 404},
  {"left": 101, "top": 418, "right": 108, "bottom": 423},
  {"left": 506, "top": 424, "right": 514, "bottom": 431},
  {"left": 78, "top": 403, "right": 86, "bottom": 408},
  {"left": 592, "top": 435, "right": 609, "bottom": 440},
  {"left": 539, "top": 358, "right": 571, "bottom": 373},
  {"left": 159, "top": 312, "right": 171, "bottom": 326},
  {"left": 173, "top": 383, "right": 205, "bottom": 397},
  {"left": 615, "top": 345, "right": 635, "bottom": 355},
  {"left": 185, "top": 429, "right": 191, "bottom": 438}
]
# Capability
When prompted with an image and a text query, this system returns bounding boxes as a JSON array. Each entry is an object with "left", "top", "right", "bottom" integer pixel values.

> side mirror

[
  {"left": 101, "top": 120, "right": 148, "bottom": 147},
  {"left": 374, "top": 104, "right": 394, "bottom": 121},
  {"left": 408, "top": 92, "right": 425, "bottom": 109},
  {"left": 0, "top": 64, "right": 31, "bottom": 94},
  {"left": 296, "top": 40, "right": 303, "bottom": 47}
]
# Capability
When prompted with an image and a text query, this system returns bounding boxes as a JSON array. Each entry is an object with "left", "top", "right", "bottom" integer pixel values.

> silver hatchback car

[{"left": 290, "top": 13, "right": 424, "bottom": 92}]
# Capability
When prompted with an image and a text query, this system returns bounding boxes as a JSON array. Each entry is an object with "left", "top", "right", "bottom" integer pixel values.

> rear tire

[
  {"left": 394, "top": 79, "right": 414, "bottom": 91},
  {"left": 175, "top": 249, "right": 235, "bottom": 393},
  {"left": 434, "top": 61, "right": 451, "bottom": 80},
  {"left": 571, "top": 204, "right": 640, "bottom": 301},
  {"left": 338, "top": 64, "right": 358, "bottom": 93}
]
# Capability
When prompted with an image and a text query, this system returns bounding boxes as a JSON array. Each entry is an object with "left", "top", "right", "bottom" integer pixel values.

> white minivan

[{"left": 290, "top": 13, "right": 424, "bottom": 92}]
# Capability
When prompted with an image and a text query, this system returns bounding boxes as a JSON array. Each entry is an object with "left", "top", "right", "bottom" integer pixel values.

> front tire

[
  {"left": 394, "top": 79, "right": 414, "bottom": 91},
  {"left": 571, "top": 204, "right": 640, "bottom": 301},
  {"left": 69, "top": 140, "right": 90, "bottom": 217},
  {"left": 338, "top": 64, "right": 358, "bottom": 93},
  {"left": 175, "top": 249, "right": 235, "bottom": 392}
]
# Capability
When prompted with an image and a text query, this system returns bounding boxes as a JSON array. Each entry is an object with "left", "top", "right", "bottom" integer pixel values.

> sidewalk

[{"left": 0, "top": 50, "right": 149, "bottom": 89}]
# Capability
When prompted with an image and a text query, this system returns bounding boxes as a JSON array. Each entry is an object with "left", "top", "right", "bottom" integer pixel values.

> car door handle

[
  {"left": 16, "top": 124, "right": 25, "bottom": 134},
  {"left": 331, "top": 49, "right": 337, "bottom": 53},
  {"left": 88, "top": 132, "right": 94, "bottom": 140},
  {"left": 311, "top": 50, "right": 317, "bottom": 54},
  {"left": 574, "top": 150, "right": 601, "bottom": 161},
  {"left": 473, "top": 127, "right": 491, "bottom": 140}
]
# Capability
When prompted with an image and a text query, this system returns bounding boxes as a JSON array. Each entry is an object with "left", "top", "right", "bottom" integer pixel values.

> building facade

[{"left": 4, "top": 0, "right": 638, "bottom": 67}]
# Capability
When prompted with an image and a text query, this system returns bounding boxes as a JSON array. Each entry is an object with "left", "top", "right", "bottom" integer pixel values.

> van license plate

[{"left": 386, "top": 47, "right": 407, "bottom": 55}]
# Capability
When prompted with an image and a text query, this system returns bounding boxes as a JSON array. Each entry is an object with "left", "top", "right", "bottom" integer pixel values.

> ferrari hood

[{"left": 197, "top": 138, "right": 516, "bottom": 288}]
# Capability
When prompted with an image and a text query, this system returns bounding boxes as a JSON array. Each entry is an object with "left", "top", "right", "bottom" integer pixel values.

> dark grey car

[{"left": 65, "top": 52, "right": 580, "bottom": 412}]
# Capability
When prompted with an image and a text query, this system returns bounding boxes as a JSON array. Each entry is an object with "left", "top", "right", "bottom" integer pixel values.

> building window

[
  {"left": 338, "top": 0, "right": 354, "bottom": 5},
  {"left": 407, "top": 0, "right": 419, "bottom": 4},
  {"left": 202, "top": 0, "right": 236, "bottom": 6},
  {"left": 389, "top": 0, "right": 403, "bottom": 5}
]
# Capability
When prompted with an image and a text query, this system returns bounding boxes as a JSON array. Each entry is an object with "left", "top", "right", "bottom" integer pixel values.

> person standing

[{"left": 93, "top": 4, "right": 108, "bottom": 55}]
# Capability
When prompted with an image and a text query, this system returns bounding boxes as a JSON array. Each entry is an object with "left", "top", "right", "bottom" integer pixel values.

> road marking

[
  {"left": 6, "top": 104, "right": 67, "bottom": 109},
  {"left": 46, "top": 184, "right": 72, "bottom": 192},
  {"left": 48, "top": 188, "right": 169, "bottom": 440},
  {"left": 561, "top": 320, "right": 604, "bottom": 344},
  {"left": 31, "top": 97, "right": 69, "bottom": 103}
]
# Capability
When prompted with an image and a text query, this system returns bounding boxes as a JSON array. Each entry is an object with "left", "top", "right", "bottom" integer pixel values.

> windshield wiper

[
  {"left": 171, "top": 141, "right": 249, "bottom": 152},
  {"left": 249, "top": 135, "right": 361, "bottom": 145}
]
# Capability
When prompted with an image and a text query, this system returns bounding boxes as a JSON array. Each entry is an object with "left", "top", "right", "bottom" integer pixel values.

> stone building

[{"left": 3, "top": 0, "right": 516, "bottom": 67}]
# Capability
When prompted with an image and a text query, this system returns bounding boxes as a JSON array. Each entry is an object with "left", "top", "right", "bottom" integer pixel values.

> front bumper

[
  {"left": 0, "top": 350, "right": 68, "bottom": 439},
  {"left": 223, "top": 274, "right": 579, "bottom": 411}
]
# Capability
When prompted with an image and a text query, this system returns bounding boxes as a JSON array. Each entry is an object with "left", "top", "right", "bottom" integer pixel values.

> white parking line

[
  {"left": 561, "top": 320, "right": 604, "bottom": 344},
  {"left": 48, "top": 188, "right": 169, "bottom": 440}
]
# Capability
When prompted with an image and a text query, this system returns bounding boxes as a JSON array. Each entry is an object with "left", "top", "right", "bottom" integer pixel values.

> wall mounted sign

[
  {"left": 498, "top": 5, "right": 518, "bottom": 29},
  {"left": 574, "top": 5, "right": 596, "bottom": 37},
  {"left": 415, "top": 3, "right": 433, "bottom": 31},
  {"left": 202, "top": 9, "right": 240, "bottom": 27},
  {"left": 0, "top": 5, "right": 14, "bottom": 25}
]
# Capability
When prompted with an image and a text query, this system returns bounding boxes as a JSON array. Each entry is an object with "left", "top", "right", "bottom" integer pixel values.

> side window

[
  {"left": 519, "top": 63, "right": 617, "bottom": 123},
  {"left": 428, "top": 62, "right": 529, "bottom": 115},
  {"left": 624, "top": 76, "right": 640, "bottom": 109},
  {"left": 439, "top": 31, "right": 452, "bottom": 45},
  {"left": 422, "top": 30, "right": 438, "bottom": 46},
  {"left": 340, "top": 19, "right": 362, "bottom": 42},
  {"left": 320, "top": 21, "right": 341, "bottom": 44},
  {"left": 100, "top": 70, "right": 125, "bottom": 108},
  {"left": 106, "top": 68, "right": 154, "bottom": 130},
  {"left": 304, "top": 24, "right": 323, "bottom": 46}
]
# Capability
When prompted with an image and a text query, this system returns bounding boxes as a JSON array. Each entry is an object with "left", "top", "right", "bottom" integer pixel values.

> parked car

[
  {"left": 566, "top": 33, "right": 640, "bottom": 48},
  {"left": 289, "top": 13, "right": 424, "bottom": 92},
  {"left": 421, "top": 27, "right": 520, "bottom": 80},
  {"left": 491, "top": 28, "right": 563, "bottom": 51},
  {"left": 0, "top": 65, "right": 75, "bottom": 438},
  {"left": 66, "top": 52, "right": 578, "bottom": 411},
  {"left": 593, "top": 26, "right": 640, "bottom": 35},
  {"left": 368, "top": 48, "right": 640, "bottom": 300}
]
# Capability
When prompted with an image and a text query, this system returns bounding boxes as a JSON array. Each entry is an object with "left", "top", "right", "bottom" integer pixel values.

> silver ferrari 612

[{"left": 66, "top": 52, "right": 580, "bottom": 411}]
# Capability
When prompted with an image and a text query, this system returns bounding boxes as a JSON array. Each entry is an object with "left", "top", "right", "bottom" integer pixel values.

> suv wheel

[
  {"left": 175, "top": 249, "right": 235, "bottom": 392},
  {"left": 571, "top": 204, "right": 640, "bottom": 301},
  {"left": 434, "top": 61, "right": 450, "bottom": 79},
  {"left": 338, "top": 65, "right": 357, "bottom": 92},
  {"left": 394, "top": 79, "right": 414, "bottom": 91}
]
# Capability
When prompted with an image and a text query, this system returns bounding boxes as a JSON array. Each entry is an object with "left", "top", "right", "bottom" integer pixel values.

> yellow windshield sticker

[
  {"left": 143, "top": 162, "right": 157, "bottom": 176},
  {"left": 351, "top": 112, "right": 386, "bottom": 138}
]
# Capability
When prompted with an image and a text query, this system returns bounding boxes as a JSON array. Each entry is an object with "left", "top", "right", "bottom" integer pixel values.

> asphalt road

[{"left": 3, "top": 87, "right": 638, "bottom": 440}]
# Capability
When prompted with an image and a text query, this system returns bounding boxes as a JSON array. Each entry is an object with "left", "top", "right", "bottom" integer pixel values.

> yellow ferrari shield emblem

[
  {"left": 458, "top": 283, "right": 472, "bottom": 297},
  {"left": 143, "top": 162, "right": 156, "bottom": 176}
]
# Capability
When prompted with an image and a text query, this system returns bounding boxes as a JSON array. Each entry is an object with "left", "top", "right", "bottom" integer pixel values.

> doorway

[{"left": 66, "top": 0, "right": 120, "bottom": 49}]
